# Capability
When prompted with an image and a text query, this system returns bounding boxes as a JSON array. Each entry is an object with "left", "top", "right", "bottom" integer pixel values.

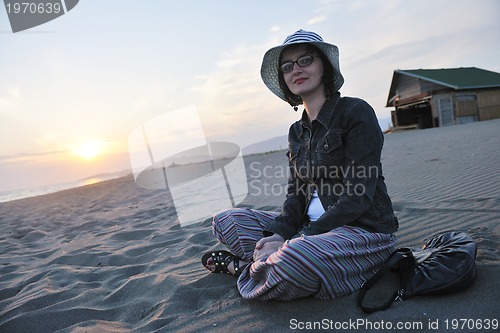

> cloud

[
  {"left": 0, "top": 87, "right": 30, "bottom": 120},
  {"left": 190, "top": 41, "right": 298, "bottom": 147},
  {"left": 192, "top": 43, "right": 263, "bottom": 99},
  {"left": 307, "top": 15, "right": 327, "bottom": 25},
  {"left": 0, "top": 149, "right": 68, "bottom": 164},
  {"left": 345, "top": 23, "right": 498, "bottom": 71}
]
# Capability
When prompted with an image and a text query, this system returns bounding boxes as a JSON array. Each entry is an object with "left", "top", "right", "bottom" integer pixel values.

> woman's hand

[{"left": 253, "top": 234, "right": 285, "bottom": 262}]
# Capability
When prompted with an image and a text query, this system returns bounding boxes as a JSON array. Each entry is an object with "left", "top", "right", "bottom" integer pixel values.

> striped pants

[{"left": 212, "top": 208, "right": 397, "bottom": 301}]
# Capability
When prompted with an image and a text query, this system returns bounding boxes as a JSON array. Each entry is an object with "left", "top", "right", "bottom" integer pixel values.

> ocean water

[{"left": 0, "top": 176, "right": 119, "bottom": 203}]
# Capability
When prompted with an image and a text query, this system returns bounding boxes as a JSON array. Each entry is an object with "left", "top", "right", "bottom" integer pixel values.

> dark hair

[{"left": 278, "top": 43, "right": 336, "bottom": 108}]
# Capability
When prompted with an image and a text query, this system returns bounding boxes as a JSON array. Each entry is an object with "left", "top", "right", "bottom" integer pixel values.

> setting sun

[{"left": 71, "top": 141, "right": 106, "bottom": 160}]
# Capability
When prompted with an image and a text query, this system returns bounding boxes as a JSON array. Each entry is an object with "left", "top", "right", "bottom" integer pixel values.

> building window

[{"left": 455, "top": 95, "right": 478, "bottom": 124}]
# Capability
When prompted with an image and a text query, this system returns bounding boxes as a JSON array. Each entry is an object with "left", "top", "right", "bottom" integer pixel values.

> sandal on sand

[{"left": 201, "top": 250, "right": 246, "bottom": 277}]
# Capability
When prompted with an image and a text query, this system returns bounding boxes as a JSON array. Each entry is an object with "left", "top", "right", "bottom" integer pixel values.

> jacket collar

[{"left": 299, "top": 92, "right": 341, "bottom": 135}]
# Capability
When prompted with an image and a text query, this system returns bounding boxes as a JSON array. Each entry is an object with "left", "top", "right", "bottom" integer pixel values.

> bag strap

[{"left": 357, "top": 248, "right": 414, "bottom": 313}]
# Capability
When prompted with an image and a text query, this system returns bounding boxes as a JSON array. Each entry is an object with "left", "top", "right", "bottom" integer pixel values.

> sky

[{"left": 1, "top": 0, "right": 499, "bottom": 192}]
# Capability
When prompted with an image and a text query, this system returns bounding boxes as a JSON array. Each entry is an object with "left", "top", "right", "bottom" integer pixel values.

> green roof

[{"left": 397, "top": 67, "right": 500, "bottom": 90}]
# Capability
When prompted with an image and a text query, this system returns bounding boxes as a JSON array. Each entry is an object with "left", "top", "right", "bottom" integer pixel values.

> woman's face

[{"left": 281, "top": 44, "right": 324, "bottom": 100}]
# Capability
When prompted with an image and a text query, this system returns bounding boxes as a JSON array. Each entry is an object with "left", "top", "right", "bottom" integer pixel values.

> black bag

[{"left": 357, "top": 230, "right": 477, "bottom": 313}]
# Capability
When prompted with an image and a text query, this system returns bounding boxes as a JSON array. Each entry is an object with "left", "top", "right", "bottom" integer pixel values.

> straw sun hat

[{"left": 260, "top": 29, "right": 344, "bottom": 104}]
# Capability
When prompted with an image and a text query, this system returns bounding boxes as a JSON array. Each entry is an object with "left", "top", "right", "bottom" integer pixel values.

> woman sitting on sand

[{"left": 202, "top": 29, "right": 399, "bottom": 300}]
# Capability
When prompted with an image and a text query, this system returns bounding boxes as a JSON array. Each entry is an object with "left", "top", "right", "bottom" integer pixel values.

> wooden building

[{"left": 386, "top": 67, "right": 500, "bottom": 128}]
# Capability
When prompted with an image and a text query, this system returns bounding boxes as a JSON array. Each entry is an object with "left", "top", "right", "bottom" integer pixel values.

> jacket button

[{"left": 324, "top": 144, "right": 329, "bottom": 149}]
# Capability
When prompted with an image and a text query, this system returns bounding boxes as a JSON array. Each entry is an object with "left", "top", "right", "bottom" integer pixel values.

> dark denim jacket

[{"left": 264, "top": 93, "right": 399, "bottom": 239}]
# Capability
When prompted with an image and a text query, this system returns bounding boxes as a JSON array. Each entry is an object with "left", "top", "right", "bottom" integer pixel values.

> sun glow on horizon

[{"left": 70, "top": 141, "right": 107, "bottom": 160}]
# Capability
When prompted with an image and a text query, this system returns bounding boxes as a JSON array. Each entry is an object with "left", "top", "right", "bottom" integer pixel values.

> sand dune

[{"left": 1, "top": 120, "right": 499, "bottom": 332}]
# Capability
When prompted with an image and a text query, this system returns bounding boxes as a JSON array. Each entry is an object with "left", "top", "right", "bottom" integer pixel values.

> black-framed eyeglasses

[{"left": 280, "top": 55, "right": 315, "bottom": 73}]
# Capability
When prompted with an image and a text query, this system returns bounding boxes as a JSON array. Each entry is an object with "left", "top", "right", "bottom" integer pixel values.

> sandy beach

[{"left": 0, "top": 119, "right": 499, "bottom": 333}]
